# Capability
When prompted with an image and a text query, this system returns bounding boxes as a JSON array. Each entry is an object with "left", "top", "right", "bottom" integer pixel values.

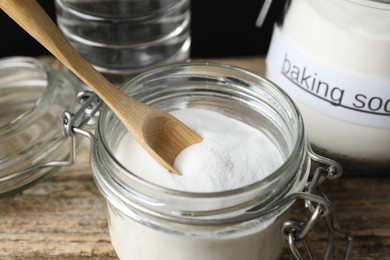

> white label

[{"left": 266, "top": 25, "right": 390, "bottom": 128}]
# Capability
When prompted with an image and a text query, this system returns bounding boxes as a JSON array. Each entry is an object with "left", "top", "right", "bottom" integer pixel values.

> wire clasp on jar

[
  {"left": 47, "top": 90, "right": 103, "bottom": 169},
  {"left": 282, "top": 146, "right": 353, "bottom": 260}
]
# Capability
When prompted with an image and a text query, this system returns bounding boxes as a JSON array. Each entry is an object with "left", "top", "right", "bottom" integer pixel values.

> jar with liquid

[
  {"left": 84, "top": 63, "right": 351, "bottom": 259},
  {"left": 264, "top": 0, "right": 390, "bottom": 174},
  {"left": 55, "top": 0, "right": 191, "bottom": 84}
]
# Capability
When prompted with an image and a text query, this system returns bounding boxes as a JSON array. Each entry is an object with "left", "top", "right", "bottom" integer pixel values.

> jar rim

[
  {"left": 345, "top": 0, "right": 390, "bottom": 10},
  {"left": 96, "top": 62, "right": 307, "bottom": 198},
  {"left": 0, "top": 56, "right": 56, "bottom": 134},
  {"left": 0, "top": 56, "right": 78, "bottom": 197},
  {"left": 55, "top": 0, "right": 189, "bottom": 21}
]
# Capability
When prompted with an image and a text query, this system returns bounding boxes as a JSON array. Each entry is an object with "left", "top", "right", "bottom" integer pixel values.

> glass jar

[
  {"left": 55, "top": 0, "right": 191, "bottom": 84},
  {"left": 264, "top": 0, "right": 390, "bottom": 174},
  {"left": 85, "top": 63, "right": 349, "bottom": 259},
  {"left": 0, "top": 57, "right": 79, "bottom": 197}
]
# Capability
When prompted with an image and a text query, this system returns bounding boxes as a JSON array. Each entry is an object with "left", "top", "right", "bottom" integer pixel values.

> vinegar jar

[
  {"left": 79, "top": 63, "right": 352, "bottom": 259},
  {"left": 55, "top": 0, "right": 191, "bottom": 84},
  {"left": 264, "top": 0, "right": 390, "bottom": 174}
]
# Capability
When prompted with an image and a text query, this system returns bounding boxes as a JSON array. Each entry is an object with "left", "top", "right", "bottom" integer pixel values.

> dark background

[{"left": 0, "top": 0, "right": 284, "bottom": 58}]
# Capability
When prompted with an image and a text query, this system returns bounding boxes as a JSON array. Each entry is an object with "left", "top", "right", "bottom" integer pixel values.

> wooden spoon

[{"left": 0, "top": 0, "right": 202, "bottom": 174}]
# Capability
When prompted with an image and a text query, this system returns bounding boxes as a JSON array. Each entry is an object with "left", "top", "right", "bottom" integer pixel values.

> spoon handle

[
  {"left": 0, "top": 0, "right": 143, "bottom": 114},
  {"left": 0, "top": 0, "right": 152, "bottom": 130},
  {"left": 1, "top": 0, "right": 202, "bottom": 174}
]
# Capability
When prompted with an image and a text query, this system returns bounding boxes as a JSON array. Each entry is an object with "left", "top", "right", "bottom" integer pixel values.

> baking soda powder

[
  {"left": 115, "top": 108, "right": 283, "bottom": 192},
  {"left": 109, "top": 108, "right": 286, "bottom": 259}
]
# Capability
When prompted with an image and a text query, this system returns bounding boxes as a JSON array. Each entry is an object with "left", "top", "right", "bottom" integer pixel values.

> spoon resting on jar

[{"left": 0, "top": 0, "right": 202, "bottom": 175}]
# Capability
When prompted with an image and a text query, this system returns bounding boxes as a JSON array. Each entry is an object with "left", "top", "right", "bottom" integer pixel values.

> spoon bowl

[{"left": 0, "top": 0, "right": 202, "bottom": 174}]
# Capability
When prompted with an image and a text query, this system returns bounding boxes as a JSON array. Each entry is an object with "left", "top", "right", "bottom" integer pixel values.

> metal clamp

[
  {"left": 43, "top": 91, "right": 102, "bottom": 169},
  {"left": 256, "top": 0, "right": 274, "bottom": 27},
  {"left": 281, "top": 146, "right": 353, "bottom": 260},
  {"left": 256, "top": 0, "right": 292, "bottom": 27},
  {"left": 62, "top": 91, "right": 103, "bottom": 137}
]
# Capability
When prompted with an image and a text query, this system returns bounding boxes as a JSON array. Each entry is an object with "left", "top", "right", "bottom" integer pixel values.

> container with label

[{"left": 263, "top": 0, "right": 390, "bottom": 174}]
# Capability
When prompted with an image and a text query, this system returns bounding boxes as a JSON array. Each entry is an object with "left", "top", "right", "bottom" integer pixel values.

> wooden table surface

[{"left": 1, "top": 56, "right": 389, "bottom": 259}]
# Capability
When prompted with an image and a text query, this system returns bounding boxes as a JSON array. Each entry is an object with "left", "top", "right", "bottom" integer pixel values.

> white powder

[
  {"left": 108, "top": 108, "right": 287, "bottom": 260},
  {"left": 115, "top": 108, "right": 283, "bottom": 192},
  {"left": 266, "top": 0, "right": 390, "bottom": 162},
  {"left": 107, "top": 203, "right": 287, "bottom": 260}
]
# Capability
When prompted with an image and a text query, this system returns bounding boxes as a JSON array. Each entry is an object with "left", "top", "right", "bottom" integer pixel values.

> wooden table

[{"left": 1, "top": 56, "right": 389, "bottom": 259}]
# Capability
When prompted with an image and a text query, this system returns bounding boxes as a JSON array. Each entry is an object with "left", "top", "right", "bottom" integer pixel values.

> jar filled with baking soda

[
  {"left": 0, "top": 57, "right": 352, "bottom": 258},
  {"left": 68, "top": 63, "right": 352, "bottom": 259},
  {"left": 259, "top": 0, "right": 390, "bottom": 175}
]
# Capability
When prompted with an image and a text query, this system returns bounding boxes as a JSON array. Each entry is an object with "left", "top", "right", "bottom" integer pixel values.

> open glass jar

[
  {"left": 0, "top": 57, "right": 351, "bottom": 258},
  {"left": 71, "top": 63, "right": 351, "bottom": 259},
  {"left": 0, "top": 57, "right": 79, "bottom": 197}
]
